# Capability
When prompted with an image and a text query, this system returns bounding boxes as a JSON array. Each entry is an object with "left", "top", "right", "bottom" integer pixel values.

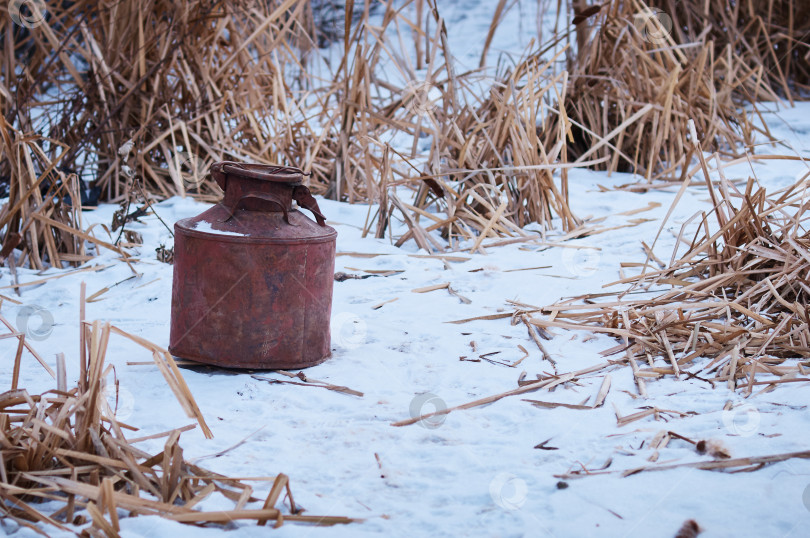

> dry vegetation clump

[
  {"left": 414, "top": 48, "right": 581, "bottom": 238},
  {"left": 0, "top": 298, "right": 352, "bottom": 533},
  {"left": 554, "top": 0, "right": 782, "bottom": 180},
  {"left": 0, "top": 122, "right": 97, "bottom": 272},
  {"left": 650, "top": 0, "right": 810, "bottom": 100},
  {"left": 1, "top": 0, "right": 321, "bottom": 202},
  {"left": 528, "top": 166, "right": 810, "bottom": 394},
  {"left": 319, "top": 1, "right": 585, "bottom": 248},
  {"left": 0, "top": 0, "right": 335, "bottom": 268},
  {"left": 2, "top": 0, "right": 810, "bottom": 264}
]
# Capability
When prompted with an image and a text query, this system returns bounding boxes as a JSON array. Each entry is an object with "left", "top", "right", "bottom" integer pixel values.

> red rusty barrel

[{"left": 169, "top": 162, "right": 337, "bottom": 369}]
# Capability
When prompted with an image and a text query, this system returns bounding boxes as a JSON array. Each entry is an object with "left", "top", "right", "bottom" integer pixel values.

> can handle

[
  {"left": 292, "top": 185, "right": 328, "bottom": 226},
  {"left": 222, "top": 192, "right": 290, "bottom": 224}
]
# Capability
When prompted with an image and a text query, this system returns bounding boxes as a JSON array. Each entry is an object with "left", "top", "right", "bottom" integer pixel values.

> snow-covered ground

[
  {"left": 4, "top": 98, "right": 810, "bottom": 536},
  {"left": 3, "top": 1, "right": 810, "bottom": 536}
]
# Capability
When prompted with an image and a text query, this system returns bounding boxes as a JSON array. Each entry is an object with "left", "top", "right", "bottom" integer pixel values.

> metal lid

[{"left": 211, "top": 162, "right": 303, "bottom": 190}]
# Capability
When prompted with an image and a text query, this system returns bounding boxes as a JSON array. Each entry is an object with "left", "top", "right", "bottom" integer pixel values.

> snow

[
  {"left": 193, "top": 219, "right": 249, "bottom": 237},
  {"left": 3, "top": 1, "right": 810, "bottom": 536}
]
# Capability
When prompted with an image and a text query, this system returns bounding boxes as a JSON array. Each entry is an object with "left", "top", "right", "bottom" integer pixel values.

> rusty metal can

[{"left": 169, "top": 162, "right": 337, "bottom": 369}]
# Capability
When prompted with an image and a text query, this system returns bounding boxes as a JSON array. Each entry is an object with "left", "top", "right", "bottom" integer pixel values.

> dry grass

[
  {"left": 1, "top": 0, "right": 321, "bottom": 202},
  {"left": 0, "top": 287, "right": 353, "bottom": 533},
  {"left": 652, "top": 0, "right": 810, "bottom": 100},
  {"left": 0, "top": 0, "right": 332, "bottom": 268},
  {"left": 0, "top": 0, "right": 591, "bottom": 262},
  {"left": 1, "top": 0, "right": 809, "bottom": 263},
  {"left": 0, "top": 120, "right": 100, "bottom": 274},
  {"left": 526, "top": 156, "right": 810, "bottom": 395},
  {"left": 554, "top": 0, "right": 783, "bottom": 180},
  {"left": 318, "top": 0, "right": 591, "bottom": 249},
  {"left": 413, "top": 46, "right": 583, "bottom": 239}
]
